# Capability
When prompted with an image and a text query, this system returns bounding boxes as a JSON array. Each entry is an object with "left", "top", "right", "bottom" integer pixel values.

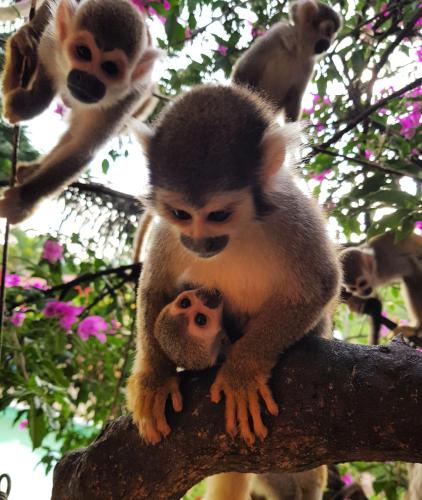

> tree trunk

[{"left": 52, "top": 337, "right": 422, "bottom": 500}]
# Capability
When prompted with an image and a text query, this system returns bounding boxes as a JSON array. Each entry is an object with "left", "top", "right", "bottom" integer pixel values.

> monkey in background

[
  {"left": 154, "top": 287, "right": 229, "bottom": 371},
  {"left": 340, "top": 231, "right": 422, "bottom": 339},
  {"left": 0, "top": 0, "right": 159, "bottom": 224},
  {"left": 126, "top": 84, "right": 340, "bottom": 498},
  {"left": 231, "top": 0, "right": 341, "bottom": 121}
]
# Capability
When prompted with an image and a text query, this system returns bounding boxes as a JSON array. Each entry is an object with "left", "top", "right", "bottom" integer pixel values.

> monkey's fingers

[
  {"left": 0, "top": 187, "right": 31, "bottom": 224},
  {"left": 210, "top": 378, "right": 223, "bottom": 404},
  {"left": 394, "top": 325, "right": 418, "bottom": 338},
  {"left": 247, "top": 388, "right": 268, "bottom": 441},
  {"left": 257, "top": 377, "right": 279, "bottom": 416},
  {"left": 152, "top": 390, "right": 172, "bottom": 438},
  {"left": 235, "top": 392, "right": 255, "bottom": 446},
  {"left": 171, "top": 385, "right": 183, "bottom": 413}
]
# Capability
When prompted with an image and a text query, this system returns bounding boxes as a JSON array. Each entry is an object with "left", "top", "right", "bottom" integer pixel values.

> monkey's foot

[
  {"left": 210, "top": 368, "right": 279, "bottom": 446},
  {"left": 0, "top": 186, "right": 32, "bottom": 224},
  {"left": 126, "top": 371, "right": 182, "bottom": 445},
  {"left": 16, "top": 162, "right": 41, "bottom": 184}
]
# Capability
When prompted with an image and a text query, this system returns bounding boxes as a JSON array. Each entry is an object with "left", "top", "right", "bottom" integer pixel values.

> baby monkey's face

[{"left": 169, "top": 288, "right": 223, "bottom": 342}]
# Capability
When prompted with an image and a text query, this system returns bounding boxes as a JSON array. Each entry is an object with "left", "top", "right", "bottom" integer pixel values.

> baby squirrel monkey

[
  {"left": 0, "top": 0, "right": 158, "bottom": 224},
  {"left": 155, "top": 287, "right": 229, "bottom": 371},
  {"left": 232, "top": 0, "right": 341, "bottom": 121},
  {"left": 127, "top": 84, "right": 340, "bottom": 448},
  {"left": 157, "top": 288, "right": 327, "bottom": 500},
  {"left": 340, "top": 231, "right": 422, "bottom": 339}
]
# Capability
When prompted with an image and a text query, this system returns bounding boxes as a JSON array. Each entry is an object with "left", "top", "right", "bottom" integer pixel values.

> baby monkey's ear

[{"left": 56, "top": 0, "right": 78, "bottom": 43}]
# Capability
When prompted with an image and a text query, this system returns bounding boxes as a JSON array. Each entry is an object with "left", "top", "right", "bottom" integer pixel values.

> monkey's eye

[
  {"left": 195, "top": 313, "right": 207, "bottom": 326},
  {"left": 172, "top": 209, "right": 192, "bottom": 221},
  {"left": 179, "top": 298, "right": 191, "bottom": 309},
  {"left": 75, "top": 45, "right": 92, "bottom": 61},
  {"left": 101, "top": 61, "right": 119, "bottom": 77},
  {"left": 207, "top": 210, "right": 231, "bottom": 222}
]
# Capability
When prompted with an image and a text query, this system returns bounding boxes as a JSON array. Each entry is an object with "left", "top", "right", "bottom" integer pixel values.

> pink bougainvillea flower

[
  {"left": 378, "top": 107, "right": 388, "bottom": 115},
  {"left": 53, "top": 101, "right": 66, "bottom": 117},
  {"left": 417, "top": 45, "right": 422, "bottom": 63},
  {"left": 43, "top": 301, "right": 84, "bottom": 331},
  {"left": 380, "top": 3, "right": 389, "bottom": 16},
  {"left": 25, "top": 277, "right": 48, "bottom": 290},
  {"left": 185, "top": 27, "right": 192, "bottom": 39},
  {"left": 314, "top": 120, "right": 325, "bottom": 133},
  {"left": 416, "top": 17, "right": 422, "bottom": 27},
  {"left": 312, "top": 93, "right": 320, "bottom": 104},
  {"left": 130, "top": 0, "right": 146, "bottom": 12},
  {"left": 380, "top": 324, "right": 390, "bottom": 337},
  {"left": 341, "top": 473, "right": 354, "bottom": 486},
  {"left": 163, "top": 0, "right": 170, "bottom": 10},
  {"left": 364, "top": 149, "right": 374, "bottom": 160},
  {"left": 42, "top": 240, "right": 64, "bottom": 263},
  {"left": 302, "top": 106, "right": 314, "bottom": 115},
  {"left": 312, "top": 169, "right": 332, "bottom": 182},
  {"left": 10, "top": 311, "right": 26, "bottom": 327},
  {"left": 18, "top": 419, "right": 28, "bottom": 430},
  {"left": 415, "top": 221, "right": 422, "bottom": 231},
  {"left": 322, "top": 96, "right": 331, "bottom": 105},
  {"left": 109, "top": 319, "right": 121, "bottom": 335},
  {"left": 77, "top": 316, "right": 109, "bottom": 343},
  {"left": 399, "top": 104, "right": 421, "bottom": 139},
  {"left": 217, "top": 44, "right": 228, "bottom": 56},
  {"left": 5, "top": 273, "right": 21, "bottom": 288}
]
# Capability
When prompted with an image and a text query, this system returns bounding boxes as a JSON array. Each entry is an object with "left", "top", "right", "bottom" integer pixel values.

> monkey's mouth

[
  {"left": 180, "top": 235, "right": 229, "bottom": 258},
  {"left": 67, "top": 69, "right": 106, "bottom": 104},
  {"left": 314, "top": 39, "right": 330, "bottom": 54}
]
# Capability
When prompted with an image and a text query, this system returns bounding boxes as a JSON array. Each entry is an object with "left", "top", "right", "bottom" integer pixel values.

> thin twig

[
  {"left": 310, "top": 78, "right": 422, "bottom": 155},
  {"left": 312, "top": 146, "right": 422, "bottom": 182}
]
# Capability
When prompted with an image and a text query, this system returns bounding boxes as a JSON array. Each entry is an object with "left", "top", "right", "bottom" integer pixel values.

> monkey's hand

[
  {"left": 0, "top": 186, "right": 33, "bottom": 224},
  {"left": 126, "top": 370, "right": 182, "bottom": 445},
  {"left": 9, "top": 25, "right": 38, "bottom": 83},
  {"left": 16, "top": 162, "right": 42, "bottom": 184},
  {"left": 210, "top": 364, "right": 279, "bottom": 446}
]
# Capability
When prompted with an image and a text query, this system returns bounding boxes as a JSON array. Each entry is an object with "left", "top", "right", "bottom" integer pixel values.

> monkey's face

[
  {"left": 342, "top": 249, "right": 376, "bottom": 298},
  {"left": 62, "top": 30, "right": 135, "bottom": 107},
  {"left": 293, "top": 1, "right": 341, "bottom": 55},
  {"left": 159, "top": 288, "right": 224, "bottom": 369},
  {"left": 154, "top": 189, "right": 255, "bottom": 259}
]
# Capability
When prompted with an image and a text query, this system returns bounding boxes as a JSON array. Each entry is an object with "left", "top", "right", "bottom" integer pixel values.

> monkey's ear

[
  {"left": 56, "top": 0, "right": 78, "bottom": 42},
  {"left": 260, "top": 124, "right": 287, "bottom": 183},
  {"left": 132, "top": 48, "right": 161, "bottom": 83},
  {"left": 130, "top": 119, "right": 154, "bottom": 151},
  {"left": 291, "top": 0, "right": 318, "bottom": 25}
]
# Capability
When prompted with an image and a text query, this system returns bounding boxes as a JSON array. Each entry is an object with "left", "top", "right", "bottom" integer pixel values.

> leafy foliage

[{"left": 0, "top": 0, "right": 421, "bottom": 497}]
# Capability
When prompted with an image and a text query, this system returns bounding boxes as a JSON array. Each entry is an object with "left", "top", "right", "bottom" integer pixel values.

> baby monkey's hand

[
  {"left": 210, "top": 363, "right": 278, "bottom": 446},
  {"left": 127, "top": 370, "right": 182, "bottom": 445}
]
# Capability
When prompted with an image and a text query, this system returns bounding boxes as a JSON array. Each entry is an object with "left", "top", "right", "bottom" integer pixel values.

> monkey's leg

[
  {"left": 283, "top": 84, "right": 306, "bottom": 122},
  {"left": 3, "top": 64, "right": 55, "bottom": 124}
]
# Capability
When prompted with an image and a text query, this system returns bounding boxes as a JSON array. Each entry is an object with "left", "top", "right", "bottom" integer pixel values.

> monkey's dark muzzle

[
  {"left": 314, "top": 38, "right": 330, "bottom": 54},
  {"left": 67, "top": 69, "right": 106, "bottom": 104},
  {"left": 180, "top": 235, "right": 229, "bottom": 258}
]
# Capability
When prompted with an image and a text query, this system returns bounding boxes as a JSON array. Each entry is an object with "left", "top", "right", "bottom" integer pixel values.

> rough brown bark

[{"left": 52, "top": 337, "right": 422, "bottom": 500}]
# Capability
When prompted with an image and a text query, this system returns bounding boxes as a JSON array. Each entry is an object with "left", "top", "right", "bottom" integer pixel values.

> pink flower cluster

[
  {"left": 131, "top": 0, "right": 169, "bottom": 24},
  {"left": 312, "top": 168, "right": 332, "bottom": 182},
  {"left": 3, "top": 273, "right": 48, "bottom": 290},
  {"left": 10, "top": 310, "right": 26, "bottom": 327},
  {"left": 399, "top": 103, "right": 421, "bottom": 139},
  {"left": 217, "top": 44, "right": 228, "bottom": 56},
  {"left": 77, "top": 316, "right": 109, "bottom": 343},
  {"left": 43, "top": 300, "right": 84, "bottom": 331},
  {"left": 303, "top": 94, "right": 332, "bottom": 115},
  {"left": 42, "top": 240, "right": 64, "bottom": 263}
]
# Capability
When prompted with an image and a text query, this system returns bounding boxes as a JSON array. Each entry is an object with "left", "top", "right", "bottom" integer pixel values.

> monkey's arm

[
  {"left": 0, "top": 92, "right": 140, "bottom": 224},
  {"left": 283, "top": 82, "right": 307, "bottom": 122},
  {"left": 211, "top": 264, "right": 340, "bottom": 445}
]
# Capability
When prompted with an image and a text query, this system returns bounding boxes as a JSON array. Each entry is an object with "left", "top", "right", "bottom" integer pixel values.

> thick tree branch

[{"left": 52, "top": 337, "right": 422, "bottom": 500}]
